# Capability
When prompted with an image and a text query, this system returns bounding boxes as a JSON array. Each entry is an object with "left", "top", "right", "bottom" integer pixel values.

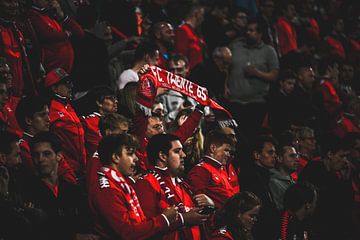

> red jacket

[
  {"left": 325, "top": 35, "right": 346, "bottom": 60},
  {"left": 187, "top": 156, "right": 240, "bottom": 208},
  {"left": 210, "top": 228, "right": 234, "bottom": 240},
  {"left": 276, "top": 17, "right": 298, "bottom": 56},
  {"left": 2, "top": 96, "right": 22, "bottom": 137},
  {"left": 28, "top": 6, "right": 84, "bottom": 72},
  {"left": 134, "top": 167, "right": 201, "bottom": 240},
  {"left": 86, "top": 151, "right": 102, "bottom": 191},
  {"left": 0, "top": 19, "right": 36, "bottom": 96},
  {"left": 88, "top": 166, "right": 170, "bottom": 240},
  {"left": 175, "top": 23, "right": 204, "bottom": 70},
  {"left": 49, "top": 96, "right": 86, "bottom": 172},
  {"left": 81, "top": 112, "right": 102, "bottom": 157}
]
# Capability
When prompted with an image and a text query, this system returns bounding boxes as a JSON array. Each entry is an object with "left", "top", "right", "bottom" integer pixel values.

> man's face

[
  {"left": 280, "top": 78, "right": 296, "bottom": 95},
  {"left": 31, "top": 142, "right": 61, "bottom": 177},
  {"left": 0, "top": 83, "right": 9, "bottom": 110},
  {"left": 340, "top": 64, "right": 354, "bottom": 83},
  {"left": 0, "top": 63, "right": 13, "bottom": 88},
  {"left": 29, "top": 105, "right": 50, "bottom": 133},
  {"left": 328, "top": 149, "right": 348, "bottom": 171},
  {"left": 215, "top": 50, "right": 232, "bottom": 72},
  {"left": 168, "top": 60, "right": 189, "bottom": 77},
  {"left": 299, "top": 132, "right": 316, "bottom": 153},
  {"left": 255, "top": 142, "right": 277, "bottom": 168},
  {"left": 211, "top": 143, "right": 231, "bottom": 165},
  {"left": 234, "top": 11, "right": 248, "bottom": 28},
  {"left": 2, "top": 142, "right": 21, "bottom": 168},
  {"left": 53, "top": 82, "right": 72, "bottom": 99},
  {"left": 222, "top": 127, "right": 237, "bottom": 144},
  {"left": 298, "top": 67, "right": 315, "bottom": 89},
  {"left": 261, "top": 0, "right": 275, "bottom": 18},
  {"left": 166, "top": 140, "right": 186, "bottom": 176},
  {"left": 0, "top": 0, "right": 19, "bottom": 18},
  {"left": 284, "top": 4, "right": 296, "bottom": 20},
  {"left": 152, "top": 102, "right": 165, "bottom": 117},
  {"left": 279, "top": 146, "right": 298, "bottom": 173},
  {"left": 246, "top": 23, "right": 262, "bottom": 44},
  {"left": 146, "top": 116, "right": 165, "bottom": 138},
  {"left": 116, "top": 146, "right": 138, "bottom": 176},
  {"left": 158, "top": 23, "right": 175, "bottom": 46},
  {"left": 334, "top": 19, "right": 345, "bottom": 33},
  {"left": 100, "top": 96, "right": 118, "bottom": 114}
]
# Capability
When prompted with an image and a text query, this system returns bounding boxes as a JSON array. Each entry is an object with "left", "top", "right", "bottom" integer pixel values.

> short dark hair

[
  {"left": 284, "top": 182, "right": 316, "bottom": 212},
  {"left": 30, "top": 131, "right": 62, "bottom": 154},
  {"left": 320, "top": 134, "right": 351, "bottom": 157},
  {"left": 250, "top": 135, "right": 277, "bottom": 155},
  {"left": 89, "top": 85, "right": 116, "bottom": 103},
  {"left": 0, "top": 131, "right": 19, "bottom": 154},
  {"left": 98, "top": 113, "right": 129, "bottom": 136},
  {"left": 147, "top": 134, "right": 180, "bottom": 166},
  {"left": 98, "top": 133, "right": 139, "bottom": 166},
  {"left": 247, "top": 19, "right": 265, "bottom": 35},
  {"left": 15, "top": 95, "right": 48, "bottom": 131},
  {"left": 134, "top": 40, "right": 159, "bottom": 62},
  {"left": 204, "top": 130, "right": 233, "bottom": 154},
  {"left": 279, "top": 69, "right": 296, "bottom": 81}
]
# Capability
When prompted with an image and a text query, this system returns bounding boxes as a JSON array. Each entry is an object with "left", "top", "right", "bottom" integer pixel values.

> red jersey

[
  {"left": 81, "top": 112, "right": 102, "bottom": 157},
  {"left": 2, "top": 96, "right": 22, "bottom": 137},
  {"left": 28, "top": 6, "right": 84, "bottom": 73},
  {"left": 49, "top": 97, "right": 86, "bottom": 172},
  {"left": 175, "top": 23, "right": 204, "bottom": 70},
  {"left": 187, "top": 156, "right": 240, "bottom": 208},
  {"left": 86, "top": 151, "right": 102, "bottom": 191},
  {"left": 88, "top": 166, "right": 170, "bottom": 240},
  {"left": 134, "top": 167, "right": 201, "bottom": 240},
  {"left": 276, "top": 17, "right": 298, "bottom": 56}
]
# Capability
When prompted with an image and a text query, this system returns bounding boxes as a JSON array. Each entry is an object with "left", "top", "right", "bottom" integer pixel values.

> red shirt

[
  {"left": 276, "top": 17, "right": 298, "bottom": 56},
  {"left": 175, "top": 23, "right": 204, "bottom": 70},
  {"left": 49, "top": 97, "right": 86, "bottom": 172},
  {"left": 81, "top": 112, "right": 102, "bottom": 157},
  {"left": 187, "top": 156, "right": 240, "bottom": 208},
  {"left": 88, "top": 166, "right": 170, "bottom": 240},
  {"left": 28, "top": 6, "right": 84, "bottom": 72},
  {"left": 134, "top": 167, "right": 201, "bottom": 240}
]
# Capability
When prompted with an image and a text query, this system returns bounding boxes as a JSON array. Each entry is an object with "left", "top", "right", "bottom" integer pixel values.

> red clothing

[
  {"left": 0, "top": 19, "right": 36, "bottom": 96},
  {"left": 319, "top": 79, "right": 342, "bottom": 117},
  {"left": 210, "top": 228, "right": 234, "bottom": 240},
  {"left": 187, "top": 156, "right": 240, "bottom": 208},
  {"left": 2, "top": 96, "right": 22, "bottom": 137},
  {"left": 333, "top": 116, "right": 360, "bottom": 138},
  {"left": 307, "top": 18, "right": 320, "bottom": 42},
  {"left": 226, "top": 163, "right": 240, "bottom": 193},
  {"left": 276, "top": 17, "right": 298, "bottom": 56},
  {"left": 81, "top": 112, "right": 102, "bottom": 157},
  {"left": 86, "top": 151, "right": 102, "bottom": 191},
  {"left": 297, "top": 154, "right": 320, "bottom": 174},
  {"left": 49, "top": 97, "right": 86, "bottom": 172},
  {"left": 325, "top": 35, "right": 346, "bottom": 60},
  {"left": 88, "top": 166, "right": 170, "bottom": 240},
  {"left": 28, "top": 6, "right": 84, "bottom": 72},
  {"left": 175, "top": 23, "right": 204, "bottom": 70},
  {"left": 134, "top": 167, "right": 201, "bottom": 240}
]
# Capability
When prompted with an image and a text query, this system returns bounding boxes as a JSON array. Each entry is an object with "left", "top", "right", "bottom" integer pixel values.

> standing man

[
  {"left": 45, "top": 68, "right": 86, "bottom": 175},
  {"left": 228, "top": 19, "right": 279, "bottom": 137},
  {"left": 88, "top": 134, "right": 179, "bottom": 240},
  {"left": 135, "top": 134, "right": 212, "bottom": 239},
  {"left": 187, "top": 130, "right": 239, "bottom": 208},
  {"left": 151, "top": 21, "right": 175, "bottom": 68}
]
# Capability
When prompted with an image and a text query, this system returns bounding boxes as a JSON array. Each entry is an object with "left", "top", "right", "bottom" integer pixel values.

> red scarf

[
  {"left": 100, "top": 167, "right": 146, "bottom": 222},
  {"left": 137, "top": 66, "right": 237, "bottom": 127}
]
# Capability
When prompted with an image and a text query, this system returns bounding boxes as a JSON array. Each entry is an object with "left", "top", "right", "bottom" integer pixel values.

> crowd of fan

[{"left": 0, "top": 0, "right": 360, "bottom": 239}]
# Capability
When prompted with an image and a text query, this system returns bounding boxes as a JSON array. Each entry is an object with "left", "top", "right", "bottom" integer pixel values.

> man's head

[
  {"left": 184, "top": 4, "right": 205, "bottom": 28},
  {"left": 296, "top": 127, "right": 316, "bottom": 154},
  {"left": 45, "top": 68, "right": 73, "bottom": 99},
  {"left": 281, "top": 2, "right": 297, "bottom": 21},
  {"left": 0, "top": 57, "right": 13, "bottom": 89},
  {"left": 246, "top": 20, "right": 263, "bottom": 45},
  {"left": 332, "top": 17, "right": 345, "bottom": 34},
  {"left": 152, "top": 21, "right": 175, "bottom": 49},
  {"left": 134, "top": 40, "right": 160, "bottom": 66},
  {"left": 212, "top": 47, "right": 232, "bottom": 72},
  {"left": 30, "top": 132, "right": 62, "bottom": 178},
  {"left": 98, "top": 134, "right": 139, "bottom": 176},
  {"left": 296, "top": 66, "right": 315, "bottom": 90},
  {"left": 322, "top": 135, "right": 350, "bottom": 172},
  {"left": 204, "top": 130, "right": 233, "bottom": 165},
  {"left": 15, "top": 96, "right": 50, "bottom": 134},
  {"left": 252, "top": 135, "right": 277, "bottom": 169},
  {"left": 168, "top": 54, "right": 189, "bottom": 77},
  {"left": 279, "top": 69, "right": 296, "bottom": 95},
  {"left": 231, "top": 7, "right": 248, "bottom": 29},
  {"left": 99, "top": 113, "right": 129, "bottom": 136},
  {"left": 259, "top": 0, "right": 275, "bottom": 18},
  {"left": 0, "top": 131, "right": 20, "bottom": 168},
  {"left": 284, "top": 182, "right": 317, "bottom": 220},
  {"left": 147, "top": 134, "right": 186, "bottom": 176},
  {"left": 340, "top": 62, "right": 354, "bottom": 84},
  {"left": 277, "top": 145, "right": 298, "bottom": 174},
  {"left": 0, "top": 77, "right": 8, "bottom": 111},
  {"left": 151, "top": 100, "right": 165, "bottom": 118},
  {"left": 146, "top": 115, "right": 165, "bottom": 138},
  {"left": 0, "top": 0, "right": 19, "bottom": 18},
  {"left": 210, "top": 0, "right": 229, "bottom": 21},
  {"left": 90, "top": 86, "right": 118, "bottom": 115},
  {"left": 221, "top": 127, "right": 237, "bottom": 145}
]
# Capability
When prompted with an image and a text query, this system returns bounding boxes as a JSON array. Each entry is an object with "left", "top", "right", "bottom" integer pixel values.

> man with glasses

[
  {"left": 45, "top": 68, "right": 86, "bottom": 176},
  {"left": 269, "top": 144, "right": 298, "bottom": 210}
]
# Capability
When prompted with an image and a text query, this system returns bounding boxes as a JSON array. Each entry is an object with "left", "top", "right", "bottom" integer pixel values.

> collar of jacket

[{"left": 53, "top": 94, "right": 69, "bottom": 105}]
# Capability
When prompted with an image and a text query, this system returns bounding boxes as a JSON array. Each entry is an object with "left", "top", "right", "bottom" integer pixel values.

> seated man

[
  {"left": 135, "top": 134, "right": 212, "bottom": 239},
  {"left": 88, "top": 134, "right": 179, "bottom": 239},
  {"left": 187, "top": 130, "right": 239, "bottom": 208}
]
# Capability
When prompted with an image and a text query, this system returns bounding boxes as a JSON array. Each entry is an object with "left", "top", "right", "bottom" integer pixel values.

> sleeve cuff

[
  {"left": 161, "top": 214, "right": 170, "bottom": 227},
  {"left": 178, "top": 213, "right": 184, "bottom": 226},
  {"left": 62, "top": 15, "right": 69, "bottom": 23}
]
